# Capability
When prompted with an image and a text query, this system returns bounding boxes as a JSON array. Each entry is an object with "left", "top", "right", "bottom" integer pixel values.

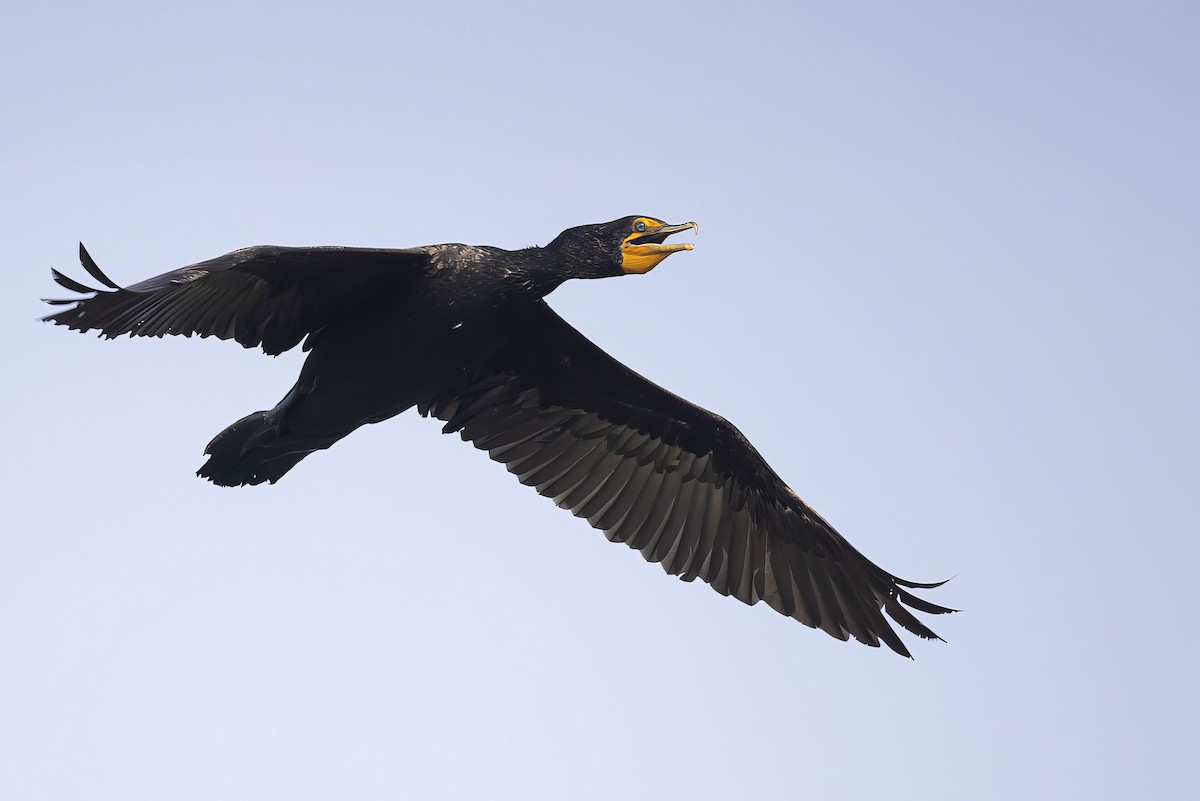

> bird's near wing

[
  {"left": 42, "top": 243, "right": 431, "bottom": 355},
  {"left": 420, "top": 302, "right": 954, "bottom": 656}
]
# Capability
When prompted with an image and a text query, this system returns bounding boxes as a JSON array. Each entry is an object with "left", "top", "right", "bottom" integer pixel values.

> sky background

[{"left": 2, "top": 1, "right": 1197, "bottom": 799}]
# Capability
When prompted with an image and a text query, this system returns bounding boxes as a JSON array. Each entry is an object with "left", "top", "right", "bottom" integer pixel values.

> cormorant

[{"left": 43, "top": 216, "right": 953, "bottom": 656}]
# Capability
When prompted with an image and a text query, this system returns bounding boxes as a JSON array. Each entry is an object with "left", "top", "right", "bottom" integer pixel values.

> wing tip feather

[{"left": 79, "top": 242, "right": 121, "bottom": 289}]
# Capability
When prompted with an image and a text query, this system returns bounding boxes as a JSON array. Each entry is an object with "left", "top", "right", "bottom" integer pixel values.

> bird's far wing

[
  {"left": 42, "top": 243, "right": 431, "bottom": 355},
  {"left": 419, "top": 302, "right": 953, "bottom": 656}
]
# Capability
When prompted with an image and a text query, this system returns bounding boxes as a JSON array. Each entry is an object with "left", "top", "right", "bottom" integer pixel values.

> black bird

[{"left": 43, "top": 216, "right": 953, "bottom": 656}]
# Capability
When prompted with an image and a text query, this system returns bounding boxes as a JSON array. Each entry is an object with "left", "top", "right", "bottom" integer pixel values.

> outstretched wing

[
  {"left": 420, "top": 302, "right": 953, "bottom": 657},
  {"left": 43, "top": 243, "right": 430, "bottom": 355}
]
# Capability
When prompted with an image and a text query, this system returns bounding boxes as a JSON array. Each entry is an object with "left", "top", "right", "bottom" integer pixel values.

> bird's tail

[{"left": 197, "top": 411, "right": 314, "bottom": 487}]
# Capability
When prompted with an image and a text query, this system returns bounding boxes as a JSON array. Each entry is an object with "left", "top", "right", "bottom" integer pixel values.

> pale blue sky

[{"left": 2, "top": 2, "right": 1196, "bottom": 799}]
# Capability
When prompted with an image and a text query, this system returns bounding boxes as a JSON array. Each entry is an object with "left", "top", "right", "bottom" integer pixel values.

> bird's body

[
  {"left": 44, "top": 216, "right": 954, "bottom": 656},
  {"left": 200, "top": 243, "right": 561, "bottom": 485}
]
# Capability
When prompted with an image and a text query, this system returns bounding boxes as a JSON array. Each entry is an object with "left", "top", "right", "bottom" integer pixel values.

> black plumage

[{"left": 43, "top": 215, "right": 954, "bottom": 656}]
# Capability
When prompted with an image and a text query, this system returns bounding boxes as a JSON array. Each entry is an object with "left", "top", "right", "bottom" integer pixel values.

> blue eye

[{"left": 634, "top": 221, "right": 647, "bottom": 233}]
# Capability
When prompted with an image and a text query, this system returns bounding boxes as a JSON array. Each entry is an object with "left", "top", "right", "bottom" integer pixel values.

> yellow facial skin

[{"left": 620, "top": 218, "right": 698, "bottom": 274}]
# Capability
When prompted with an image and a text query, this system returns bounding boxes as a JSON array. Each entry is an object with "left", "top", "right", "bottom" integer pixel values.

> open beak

[{"left": 621, "top": 221, "right": 699, "bottom": 274}]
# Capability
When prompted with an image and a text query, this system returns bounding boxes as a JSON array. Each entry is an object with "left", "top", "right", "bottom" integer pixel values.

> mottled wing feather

[
  {"left": 420, "top": 302, "right": 953, "bottom": 656},
  {"left": 43, "top": 243, "right": 430, "bottom": 355}
]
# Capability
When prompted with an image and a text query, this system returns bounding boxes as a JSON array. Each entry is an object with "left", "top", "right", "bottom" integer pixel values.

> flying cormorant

[{"left": 43, "top": 216, "right": 953, "bottom": 656}]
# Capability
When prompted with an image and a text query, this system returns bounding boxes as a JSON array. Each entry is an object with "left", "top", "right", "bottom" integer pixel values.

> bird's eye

[{"left": 634, "top": 221, "right": 647, "bottom": 233}]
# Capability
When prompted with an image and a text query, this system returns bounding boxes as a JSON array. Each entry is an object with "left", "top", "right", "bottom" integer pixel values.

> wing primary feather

[
  {"left": 894, "top": 576, "right": 952, "bottom": 590},
  {"left": 896, "top": 588, "right": 959, "bottom": 615},
  {"left": 79, "top": 243, "right": 121, "bottom": 289},
  {"left": 857, "top": 589, "right": 911, "bottom": 657},
  {"left": 50, "top": 268, "right": 98, "bottom": 295},
  {"left": 885, "top": 596, "right": 945, "bottom": 642}
]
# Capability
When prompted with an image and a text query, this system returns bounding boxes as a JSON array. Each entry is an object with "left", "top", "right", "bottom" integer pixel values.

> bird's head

[{"left": 547, "top": 216, "right": 698, "bottom": 278}]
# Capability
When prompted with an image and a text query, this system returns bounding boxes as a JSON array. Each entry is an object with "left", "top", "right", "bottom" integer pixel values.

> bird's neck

[
  {"left": 500, "top": 245, "right": 600, "bottom": 295},
  {"left": 527, "top": 240, "right": 621, "bottom": 284}
]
